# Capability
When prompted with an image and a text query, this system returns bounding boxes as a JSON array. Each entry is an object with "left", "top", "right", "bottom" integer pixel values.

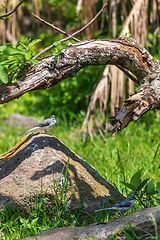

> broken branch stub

[
  {"left": 110, "top": 86, "right": 158, "bottom": 133},
  {"left": 0, "top": 37, "right": 160, "bottom": 132}
]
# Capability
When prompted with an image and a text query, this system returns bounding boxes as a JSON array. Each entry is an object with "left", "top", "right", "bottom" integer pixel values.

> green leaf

[
  {"left": 0, "top": 4, "right": 6, "bottom": 14},
  {"left": 30, "top": 59, "right": 38, "bottom": 64},
  {"left": 31, "top": 217, "right": 39, "bottom": 226},
  {"left": 148, "top": 190, "right": 159, "bottom": 196},
  {"left": 53, "top": 41, "right": 60, "bottom": 47},
  {"left": 2, "top": 48, "right": 25, "bottom": 56},
  {"left": 28, "top": 39, "right": 41, "bottom": 49},
  {"left": 156, "top": 182, "right": 160, "bottom": 197},
  {"left": 136, "top": 178, "right": 150, "bottom": 191},
  {"left": 21, "top": 37, "right": 31, "bottom": 43},
  {"left": 25, "top": 51, "right": 32, "bottom": 61},
  {"left": 130, "top": 170, "right": 142, "bottom": 188},
  {"left": 0, "top": 45, "right": 6, "bottom": 52},
  {"left": 121, "top": 181, "right": 136, "bottom": 191},
  {"left": 6, "top": 43, "right": 15, "bottom": 48},
  {"left": 16, "top": 38, "right": 31, "bottom": 48},
  {"left": 0, "top": 65, "right": 8, "bottom": 83},
  {"left": 53, "top": 41, "right": 64, "bottom": 52},
  {"left": 7, "top": 55, "right": 20, "bottom": 63},
  {"left": 145, "top": 180, "right": 155, "bottom": 194},
  {"left": 18, "top": 63, "right": 25, "bottom": 69},
  {"left": 0, "top": 59, "right": 15, "bottom": 65},
  {"left": 17, "top": 42, "right": 28, "bottom": 50},
  {"left": 8, "top": 63, "right": 19, "bottom": 71}
]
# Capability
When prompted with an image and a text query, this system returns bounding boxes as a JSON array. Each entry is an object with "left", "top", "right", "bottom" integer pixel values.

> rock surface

[
  {"left": 4, "top": 113, "right": 38, "bottom": 128},
  {"left": 0, "top": 133, "right": 121, "bottom": 211},
  {"left": 20, "top": 205, "right": 160, "bottom": 240}
]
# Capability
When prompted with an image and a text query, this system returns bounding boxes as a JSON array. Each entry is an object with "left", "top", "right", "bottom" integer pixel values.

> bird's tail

[
  {"left": 95, "top": 208, "right": 112, "bottom": 212},
  {"left": 19, "top": 126, "right": 39, "bottom": 136},
  {"left": 19, "top": 129, "right": 30, "bottom": 136}
]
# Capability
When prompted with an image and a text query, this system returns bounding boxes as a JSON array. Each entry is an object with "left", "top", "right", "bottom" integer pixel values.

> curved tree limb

[{"left": 0, "top": 37, "right": 160, "bottom": 132}]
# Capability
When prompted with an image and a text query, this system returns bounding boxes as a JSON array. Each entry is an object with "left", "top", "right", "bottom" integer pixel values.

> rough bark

[
  {"left": 20, "top": 205, "right": 160, "bottom": 240},
  {"left": 0, "top": 37, "right": 160, "bottom": 132}
]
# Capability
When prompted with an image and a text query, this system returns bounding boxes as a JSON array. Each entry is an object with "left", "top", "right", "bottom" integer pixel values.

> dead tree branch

[
  {"left": 0, "top": 0, "right": 24, "bottom": 19},
  {"left": 0, "top": 37, "right": 160, "bottom": 132},
  {"left": 32, "top": 0, "right": 108, "bottom": 59},
  {"left": 32, "top": 13, "right": 80, "bottom": 43},
  {"left": 63, "top": 0, "right": 108, "bottom": 40}
]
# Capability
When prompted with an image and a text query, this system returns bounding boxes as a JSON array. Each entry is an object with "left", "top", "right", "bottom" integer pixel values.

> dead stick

[
  {"left": 32, "top": 13, "right": 80, "bottom": 43},
  {"left": 32, "top": 0, "right": 108, "bottom": 59},
  {"left": 60, "top": 0, "right": 108, "bottom": 42},
  {"left": 0, "top": 0, "right": 24, "bottom": 19}
]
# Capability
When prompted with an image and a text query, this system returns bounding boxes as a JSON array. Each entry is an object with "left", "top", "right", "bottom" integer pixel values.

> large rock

[
  {"left": 0, "top": 133, "right": 121, "bottom": 211},
  {"left": 20, "top": 204, "right": 160, "bottom": 240},
  {"left": 4, "top": 113, "right": 38, "bottom": 128}
]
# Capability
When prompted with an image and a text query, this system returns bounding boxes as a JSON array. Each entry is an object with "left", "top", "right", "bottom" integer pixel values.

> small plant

[
  {"left": 0, "top": 36, "right": 67, "bottom": 87},
  {"left": 122, "top": 32, "right": 132, "bottom": 37},
  {"left": 0, "top": 38, "right": 41, "bottom": 84},
  {"left": 52, "top": 157, "right": 73, "bottom": 221},
  {"left": 118, "top": 222, "right": 138, "bottom": 240},
  {"left": 121, "top": 170, "right": 160, "bottom": 208}
]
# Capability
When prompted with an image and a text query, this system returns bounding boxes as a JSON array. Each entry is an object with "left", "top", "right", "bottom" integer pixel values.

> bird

[
  {"left": 20, "top": 115, "right": 56, "bottom": 136},
  {"left": 95, "top": 197, "right": 135, "bottom": 212}
]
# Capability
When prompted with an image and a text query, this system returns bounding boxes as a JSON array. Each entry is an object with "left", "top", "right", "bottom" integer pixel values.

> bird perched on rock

[
  {"left": 95, "top": 197, "right": 135, "bottom": 212},
  {"left": 20, "top": 115, "right": 56, "bottom": 135}
]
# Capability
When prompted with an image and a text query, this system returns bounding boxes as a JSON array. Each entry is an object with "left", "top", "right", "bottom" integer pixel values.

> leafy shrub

[
  {"left": 121, "top": 170, "right": 160, "bottom": 208},
  {"left": 0, "top": 38, "right": 40, "bottom": 84}
]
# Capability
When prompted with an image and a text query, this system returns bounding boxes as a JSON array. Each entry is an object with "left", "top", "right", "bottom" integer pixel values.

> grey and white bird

[
  {"left": 95, "top": 197, "right": 135, "bottom": 212},
  {"left": 20, "top": 115, "right": 56, "bottom": 136}
]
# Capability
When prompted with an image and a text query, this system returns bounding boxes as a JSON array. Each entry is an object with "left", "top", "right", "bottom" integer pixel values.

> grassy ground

[
  {"left": 0, "top": 108, "right": 160, "bottom": 239},
  {"left": 1, "top": 109, "right": 159, "bottom": 189}
]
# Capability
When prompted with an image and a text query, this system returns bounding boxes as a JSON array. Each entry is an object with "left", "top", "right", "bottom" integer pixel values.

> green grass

[
  {"left": 0, "top": 159, "right": 84, "bottom": 239},
  {"left": 1, "top": 109, "right": 160, "bottom": 190},
  {"left": 1, "top": 108, "right": 160, "bottom": 188},
  {"left": 0, "top": 106, "right": 160, "bottom": 239},
  {"left": 0, "top": 158, "right": 137, "bottom": 240},
  {"left": 53, "top": 111, "right": 160, "bottom": 191}
]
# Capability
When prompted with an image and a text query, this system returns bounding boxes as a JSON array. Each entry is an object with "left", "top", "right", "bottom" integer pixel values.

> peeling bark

[
  {"left": 110, "top": 86, "right": 157, "bottom": 133},
  {"left": 0, "top": 37, "right": 160, "bottom": 132}
]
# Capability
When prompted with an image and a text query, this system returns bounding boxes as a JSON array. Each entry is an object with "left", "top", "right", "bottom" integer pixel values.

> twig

[
  {"left": 60, "top": 0, "right": 108, "bottom": 42},
  {"left": 32, "top": 0, "right": 108, "bottom": 59},
  {"left": 0, "top": 0, "right": 24, "bottom": 19},
  {"left": 32, "top": 44, "right": 55, "bottom": 59},
  {"left": 32, "top": 13, "right": 80, "bottom": 43}
]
